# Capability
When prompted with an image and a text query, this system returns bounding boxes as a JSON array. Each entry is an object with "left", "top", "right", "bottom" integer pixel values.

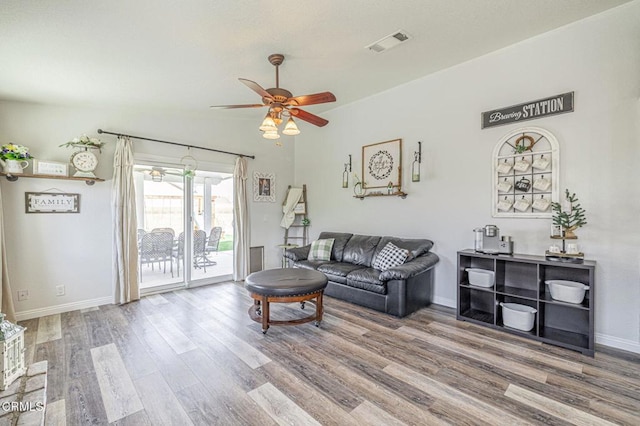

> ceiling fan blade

[
  {"left": 289, "top": 108, "right": 329, "bottom": 127},
  {"left": 209, "top": 104, "right": 265, "bottom": 109},
  {"left": 239, "top": 78, "right": 274, "bottom": 100},
  {"left": 286, "top": 92, "right": 336, "bottom": 106}
]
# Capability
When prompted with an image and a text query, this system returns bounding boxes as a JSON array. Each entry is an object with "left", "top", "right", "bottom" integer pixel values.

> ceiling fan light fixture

[
  {"left": 259, "top": 114, "right": 277, "bottom": 131},
  {"left": 212, "top": 54, "right": 335, "bottom": 141},
  {"left": 282, "top": 117, "right": 300, "bottom": 136},
  {"left": 149, "top": 167, "right": 165, "bottom": 182},
  {"left": 263, "top": 129, "right": 280, "bottom": 140}
]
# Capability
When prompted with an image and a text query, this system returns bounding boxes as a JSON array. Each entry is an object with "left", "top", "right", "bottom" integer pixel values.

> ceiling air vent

[{"left": 365, "top": 30, "right": 412, "bottom": 53}]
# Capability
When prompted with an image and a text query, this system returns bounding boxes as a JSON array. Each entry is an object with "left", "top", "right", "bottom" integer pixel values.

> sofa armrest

[
  {"left": 284, "top": 245, "right": 311, "bottom": 261},
  {"left": 379, "top": 252, "right": 439, "bottom": 281}
]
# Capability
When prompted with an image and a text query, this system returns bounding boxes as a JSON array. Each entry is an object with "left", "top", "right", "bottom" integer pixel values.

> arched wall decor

[{"left": 492, "top": 127, "right": 559, "bottom": 218}]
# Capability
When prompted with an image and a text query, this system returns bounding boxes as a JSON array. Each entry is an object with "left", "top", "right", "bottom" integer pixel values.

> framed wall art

[
  {"left": 32, "top": 160, "right": 69, "bottom": 177},
  {"left": 293, "top": 202, "right": 306, "bottom": 214},
  {"left": 492, "top": 127, "right": 559, "bottom": 218},
  {"left": 25, "top": 192, "right": 79, "bottom": 213},
  {"left": 253, "top": 172, "right": 276, "bottom": 202},
  {"left": 362, "top": 138, "right": 402, "bottom": 190}
]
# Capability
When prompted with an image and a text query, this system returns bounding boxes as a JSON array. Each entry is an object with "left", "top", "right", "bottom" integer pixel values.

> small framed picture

[
  {"left": 32, "top": 160, "right": 68, "bottom": 177},
  {"left": 551, "top": 224, "right": 563, "bottom": 237},
  {"left": 294, "top": 203, "right": 306, "bottom": 214},
  {"left": 253, "top": 172, "right": 276, "bottom": 202}
]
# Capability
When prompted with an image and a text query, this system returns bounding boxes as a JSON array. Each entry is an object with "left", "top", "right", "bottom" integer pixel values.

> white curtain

[
  {"left": 280, "top": 187, "right": 303, "bottom": 229},
  {"left": 0, "top": 187, "right": 16, "bottom": 322},
  {"left": 233, "top": 157, "right": 250, "bottom": 281},
  {"left": 112, "top": 136, "right": 139, "bottom": 304}
]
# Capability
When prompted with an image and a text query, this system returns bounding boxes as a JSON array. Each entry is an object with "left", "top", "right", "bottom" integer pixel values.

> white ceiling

[{"left": 0, "top": 0, "right": 632, "bottom": 121}]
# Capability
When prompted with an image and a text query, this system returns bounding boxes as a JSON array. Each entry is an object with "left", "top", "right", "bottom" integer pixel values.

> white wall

[
  {"left": 0, "top": 102, "right": 294, "bottom": 318},
  {"left": 294, "top": 3, "right": 640, "bottom": 352}
]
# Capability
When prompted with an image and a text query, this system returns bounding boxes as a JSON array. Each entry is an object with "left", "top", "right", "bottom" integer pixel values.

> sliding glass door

[
  {"left": 133, "top": 164, "right": 233, "bottom": 291},
  {"left": 189, "top": 171, "right": 234, "bottom": 283}
]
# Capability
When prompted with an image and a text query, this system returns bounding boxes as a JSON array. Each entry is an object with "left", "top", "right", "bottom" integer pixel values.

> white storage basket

[
  {"left": 465, "top": 268, "right": 494, "bottom": 288},
  {"left": 545, "top": 280, "right": 589, "bottom": 304},
  {"left": 500, "top": 302, "right": 536, "bottom": 331}
]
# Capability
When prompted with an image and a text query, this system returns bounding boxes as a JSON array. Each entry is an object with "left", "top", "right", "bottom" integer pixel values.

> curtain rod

[{"left": 96, "top": 129, "right": 255, "bottom": 159}]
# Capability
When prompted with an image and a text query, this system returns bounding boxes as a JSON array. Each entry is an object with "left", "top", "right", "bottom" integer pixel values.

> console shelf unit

[{"left": 457, "top": 249, "right": 595, "bottom": 356}]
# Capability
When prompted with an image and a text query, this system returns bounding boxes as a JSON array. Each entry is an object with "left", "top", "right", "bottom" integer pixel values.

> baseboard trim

[
  {"left": 432, "top": 296, "right": 455, "bottom": 308},
  {"left": 15, "top": 296, "right": 113, "bottom": 321},
  {"left": 596, "top": 333, "right": 640, "bottom": 354},
  {"left": 431, "top": 299, "right": 640, "bottom": 354}
]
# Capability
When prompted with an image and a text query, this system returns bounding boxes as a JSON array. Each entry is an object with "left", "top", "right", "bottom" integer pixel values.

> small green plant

[
  {"left": 551, "top": 189, "right": 587, "bottom": 237},
  {"left": 60, "top": 134, "right": 105, "bottom": 153},
  {"left": 1, "top": 143, "right": 32, "bottom": 160},
  {"left": 301, "top": 218, "right": 310, "bottom": 226}
]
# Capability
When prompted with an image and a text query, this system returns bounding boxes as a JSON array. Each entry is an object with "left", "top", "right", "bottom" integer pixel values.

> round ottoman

[{"left": 245, "top": 268, "right": 328, "bottom": 334}]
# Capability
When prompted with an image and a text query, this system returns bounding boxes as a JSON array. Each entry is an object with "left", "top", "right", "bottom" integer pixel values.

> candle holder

[
  {"left": 412, "top": 141, "right": 422, "bottom": 182},
  {"left": 342, "top": 154, "right": 351, "bottom": 188}
]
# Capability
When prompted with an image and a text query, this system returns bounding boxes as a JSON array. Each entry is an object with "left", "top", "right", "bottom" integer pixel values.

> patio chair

[
  {"left": 173, "top": 230, "right": 209, "bottom": 276},
  {"left": 138, "top": 231, "right": 174, "bottom": 282},
  {"left": 205, "top": 227, "right": 222, "bottom": 257},
  {"left": 193, "top": 230, "right": 209, "bottom": 270},
  {"left": 151, "top": 227, "right": 175, "bottom": 237}
]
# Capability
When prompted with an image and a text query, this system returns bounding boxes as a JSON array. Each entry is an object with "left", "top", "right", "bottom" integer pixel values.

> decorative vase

[
  {"left": 1, "top": 159, "right": 29, "bottom": 174},
  {"left": 353, "top": 181, "right": 365, "bottom": 197}
]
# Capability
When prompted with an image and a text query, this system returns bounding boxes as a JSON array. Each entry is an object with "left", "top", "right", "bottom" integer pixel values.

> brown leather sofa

[{"left": 284, "top": 232, "right": 439, "bottom": 317}]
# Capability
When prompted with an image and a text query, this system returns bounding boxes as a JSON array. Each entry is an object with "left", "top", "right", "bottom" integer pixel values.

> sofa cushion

[
  {"left": 322, "top": 272, "right": 348, "bottom": 285},
  {"left": 308, "top": 238, "right": 335, "bottom": 261},
  {"left": 372, "top": 242, "right": 409, "bottom": 271},
  {"left": 373, "top": 237, "right": 434, "bottom": 265},
  {"left": 346, "top": 267, "right": 384, "bottom": 285},
  {"left": 346, "top": 268, "right": 386, "bottom": 294},
  {"left": 341, "top": 234, "right": 381, "bottom": 267},
  {"left": 318, "top": 232, "right": 353, "bottom": 261},
  {"left": 295, "top": 260, "right": 330, "bottom": 270},
  {"left": 317, "top": 262, "right": 364, "bottom": 278}
]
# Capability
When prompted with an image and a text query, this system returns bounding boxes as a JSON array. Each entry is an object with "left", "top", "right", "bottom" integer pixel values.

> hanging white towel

[{"left": 280, "top": 187, "right": 303, "bottom": 229}]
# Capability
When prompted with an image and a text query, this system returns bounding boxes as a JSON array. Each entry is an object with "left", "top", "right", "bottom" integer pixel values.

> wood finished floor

[{"left": 21, "top": 281, "right": 640, "bottom": 425}]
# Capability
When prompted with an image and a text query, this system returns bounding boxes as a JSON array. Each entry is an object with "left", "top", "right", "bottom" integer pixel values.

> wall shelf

[
  {"left": 354, "top": 191, "right": 407, "bottom": 200},
  {"left": 457, "top": 249, "right": 595, "bottom": 356},
  {"left": 0, "top": 172, "right": 104, "bottom": 186}
]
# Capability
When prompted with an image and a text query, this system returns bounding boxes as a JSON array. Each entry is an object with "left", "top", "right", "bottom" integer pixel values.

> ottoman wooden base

[
  {"left": 245, "top": 268, "right": 328, "bottom": 334},
  {"left": 247, "top": 290, "right": 324, "bottom": 334}
]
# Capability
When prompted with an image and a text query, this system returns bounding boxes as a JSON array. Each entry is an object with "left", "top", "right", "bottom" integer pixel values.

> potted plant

[
  {"left": 59, "top": 134, "right": 106, "bottom": 153},
  {"left": 353, "top": 173, "right": 366, "bottom": 197},
  {"left": 0, "top": 143, "right": 33, "bottom": 174},
  {"left": 551, "top": 189, "right": 587, "bottom": 238}
]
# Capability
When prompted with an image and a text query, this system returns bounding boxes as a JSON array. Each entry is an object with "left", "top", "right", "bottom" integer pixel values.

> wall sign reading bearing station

[{"left": 481, "top": 92, "right": 574, "bottom": 129}]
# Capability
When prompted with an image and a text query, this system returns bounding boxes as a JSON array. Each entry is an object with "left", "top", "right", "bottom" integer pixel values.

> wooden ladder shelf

[{"left": 283, "top": 184, "right": 308, "bottom": 247}]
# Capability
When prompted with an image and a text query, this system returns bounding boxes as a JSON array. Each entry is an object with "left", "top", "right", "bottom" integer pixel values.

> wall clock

[{"left": 71, "top": 150, "right": 99, "bottom": 178}]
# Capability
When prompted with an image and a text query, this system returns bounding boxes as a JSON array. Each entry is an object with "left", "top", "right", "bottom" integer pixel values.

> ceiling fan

[{"left": 210, "top": 54, "right": 336, "bottom": 139}]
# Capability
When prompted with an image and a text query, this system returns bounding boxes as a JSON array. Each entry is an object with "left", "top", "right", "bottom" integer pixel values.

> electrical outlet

[
  {"left": 17, "top": 290, "right": 29, "bottom": 301},
  {"left": 55, "top": 285, "right": 65, "bottom": 296}
]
